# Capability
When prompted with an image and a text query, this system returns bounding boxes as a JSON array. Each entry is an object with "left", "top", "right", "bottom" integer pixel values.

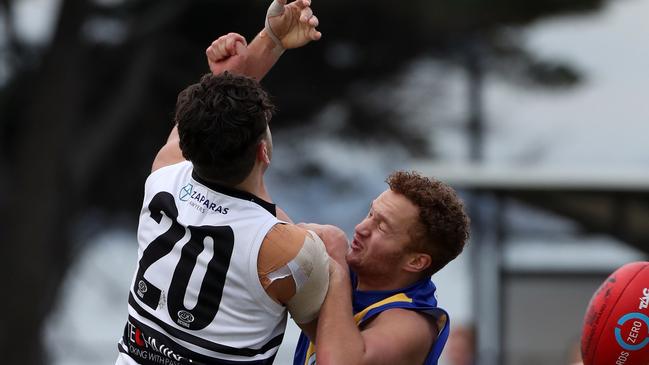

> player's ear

[
  {"left": 257, "top": 140, "right": 270, "bottom": 164},
  {"left": 403, "top": 252, "right": 431, "bottom": 274}
]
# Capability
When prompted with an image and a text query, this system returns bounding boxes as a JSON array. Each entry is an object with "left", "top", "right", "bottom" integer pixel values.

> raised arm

[
  {"left": 152, "top": 0, "right": 321, "bottom": 173},
  {"left": 206, "top": 0, "right": 321, "bottom": 81}
]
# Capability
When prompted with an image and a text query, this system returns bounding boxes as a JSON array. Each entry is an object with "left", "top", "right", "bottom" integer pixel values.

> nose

[{"left": 355, "top": 217, "right": 371, "bottom": 237}]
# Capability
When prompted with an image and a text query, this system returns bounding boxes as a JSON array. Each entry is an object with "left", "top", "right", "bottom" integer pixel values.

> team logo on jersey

[
  {"left": 126, "top": 321, "right": 187, "bottom": 363},
  {"left": 179, "top": 183, "right": 193, "bottom": 201},
  {"left": 177, "top": 310, "right": 195, "bottom": 327},
  {"left": 179, "top": 183, "right": 230, "bottom": 215},
  {"left": 137, "top": 280, "right": 148, "bottom": 297}
]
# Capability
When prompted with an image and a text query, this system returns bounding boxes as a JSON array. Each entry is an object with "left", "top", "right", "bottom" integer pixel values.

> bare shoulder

[
  {"left": 258, "top": 224, "right": 309, "bottom": 278},
  {"left": 263, "top": 224, "right": 308, "bottom": 251},
  {"left": 276, "top": 207, "right": 293, "bottom": 223},
  {"left": 258, "top": 224, "right": 320, "bottom": 306}
]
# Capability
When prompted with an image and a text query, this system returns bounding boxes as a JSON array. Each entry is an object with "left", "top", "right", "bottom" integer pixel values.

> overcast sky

[{"left": 474, "top": 0, "right": 649, "bottom": 167}]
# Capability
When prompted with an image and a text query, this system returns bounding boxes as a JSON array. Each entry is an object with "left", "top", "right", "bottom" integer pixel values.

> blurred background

[{"left": 1, "top": 0, "right": 647, "bottom": 364}]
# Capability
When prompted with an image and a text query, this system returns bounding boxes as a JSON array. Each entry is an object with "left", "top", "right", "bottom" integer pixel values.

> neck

[
  {"left": 355, "top": 271, "right": 422, "bottom": 292},
  {"left": 234, "top": 166, "right": 272, "bottom": 202}
]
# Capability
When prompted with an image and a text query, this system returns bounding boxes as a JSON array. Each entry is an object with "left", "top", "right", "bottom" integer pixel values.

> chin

[{"left": 346, "top": 255, "right": 363, "bottom": 273}]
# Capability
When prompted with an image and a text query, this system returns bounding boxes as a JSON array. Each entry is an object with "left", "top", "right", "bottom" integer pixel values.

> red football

[{"left": 582, "top": 261, "right": 649, "bottom": 365}]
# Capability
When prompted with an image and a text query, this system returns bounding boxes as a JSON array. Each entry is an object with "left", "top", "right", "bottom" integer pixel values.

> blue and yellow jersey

[{"left": 293, "top": 272, "right": 450, "bottom": 365}]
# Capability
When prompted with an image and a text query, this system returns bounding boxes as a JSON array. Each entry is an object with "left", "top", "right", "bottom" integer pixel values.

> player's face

[{"left": 347, "top": 189, "right": 420, "bottom": 280}]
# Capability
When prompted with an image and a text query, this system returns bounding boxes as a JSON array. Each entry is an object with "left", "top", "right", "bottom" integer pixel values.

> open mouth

[{"left": 351, "top": 236, "right": 363, "bottom": 251}]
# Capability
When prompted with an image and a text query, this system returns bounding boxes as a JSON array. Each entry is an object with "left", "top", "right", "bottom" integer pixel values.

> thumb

[{"left": 233, "top": 41, "right": 247, "bottom": 56}]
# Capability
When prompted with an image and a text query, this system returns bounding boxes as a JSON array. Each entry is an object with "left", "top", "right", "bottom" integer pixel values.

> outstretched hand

[
  {"left": 206, "top": 33, "right": 248, "bottom": 76},
  {"left": 265, "top": 0, "right": 322, "bottom": 50}
]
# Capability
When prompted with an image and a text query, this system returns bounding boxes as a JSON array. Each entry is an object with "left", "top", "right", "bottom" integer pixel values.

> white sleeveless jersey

[{"left": 117, "top": 161, "right": 286, "bottom": 365}]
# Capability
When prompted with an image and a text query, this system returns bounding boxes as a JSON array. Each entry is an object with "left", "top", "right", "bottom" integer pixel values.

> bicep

[
  {"left": 151, "top": 126, "right": 185, "bottom": 173},
  {"left": 359, "top": 309, "right": 438, "bottom": 365}
]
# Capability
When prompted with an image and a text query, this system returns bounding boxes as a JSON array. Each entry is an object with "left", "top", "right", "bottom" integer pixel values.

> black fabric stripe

[
  {"left": 123, "top": 318, "right": 278, "bottom": 365},
  {"left": 118, "top": 343, "right": 129, "bottom": 355},
  {"left": 191, "top": 171, "right": 276, "bottom": 216},
  {"left": 128, "top": 293, "right": 284, "bottom": 357}
]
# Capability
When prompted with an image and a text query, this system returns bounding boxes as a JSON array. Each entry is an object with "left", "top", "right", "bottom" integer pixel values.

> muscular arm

[
  {"left": 151, "top": 126, "right": 182, "bottom": 172},
  {"left": 315, "top": 263, "right": 438, "bottom": 365},
  {"left": 297, "top": 223, "right": 349, "bottom": 265},
  {"left": 241, "top": 29, "right": 288, "bottom": 80},
  {"left": 258, "top": 224, "right": 330, "bottom": 341},
  {"left": 205, "top": 30, "right": 280, "bottom": 81},
  {"left": 207, "top": 0, "right": 321, "bottom": 80},
  {"left": 152, "top": 0, "right": 321, "bottom": 173},
  {"left": 150, "top": 32, "right": 272, "bottom": 173}
]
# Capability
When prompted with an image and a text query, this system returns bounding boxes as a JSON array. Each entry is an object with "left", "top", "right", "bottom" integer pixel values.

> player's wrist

[{"left": 258, "top": 29, "right": 285, "bottom": 56}]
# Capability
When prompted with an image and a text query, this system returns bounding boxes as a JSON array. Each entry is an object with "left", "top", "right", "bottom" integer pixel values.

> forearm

[
  {"left": 315, "top": 267, "right": 366, "bottom": 365},
  {"left": 208, "top": 0, "right": 321, "bottom": 81},
  {"left": 296, "top": 223, "right": 349, "bottom": 264},
  {"left": 206, "top": 30, "right": 283, "bottom": 82},
  {"left": 243, "top": 29, "right": 284, "bottom": 80}
]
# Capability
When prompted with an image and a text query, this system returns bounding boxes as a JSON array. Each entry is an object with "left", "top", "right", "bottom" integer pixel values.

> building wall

[{"left": 503, "top": 274, "right": 607, "bottom": 365}]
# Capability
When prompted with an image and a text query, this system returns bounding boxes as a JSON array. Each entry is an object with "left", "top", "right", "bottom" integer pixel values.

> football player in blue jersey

[{"left": 295, "top": 171, "right": 470, "bottom": 365}]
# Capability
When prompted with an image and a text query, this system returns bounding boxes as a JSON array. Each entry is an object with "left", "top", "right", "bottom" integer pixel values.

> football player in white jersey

[{"left": 116, "top": 1, "right": 333, "bottom": 364}]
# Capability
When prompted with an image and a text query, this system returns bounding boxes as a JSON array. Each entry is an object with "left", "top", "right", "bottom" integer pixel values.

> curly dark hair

[
  {"left": 175, "top": 72, "right": 275, "bottom": 185},
  {"left": 387, "top": 170, "right": 470, "bottom": 276}
]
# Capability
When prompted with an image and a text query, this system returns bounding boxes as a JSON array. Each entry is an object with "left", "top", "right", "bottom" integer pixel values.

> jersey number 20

[{"left": 133, "top": 192, "right": 234, "bottom": 331}]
